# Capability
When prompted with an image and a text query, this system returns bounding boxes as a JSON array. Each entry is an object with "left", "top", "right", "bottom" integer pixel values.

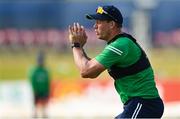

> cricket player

[
  {"left": 68, "top": 5, "right": 164, "bottom": 118},
  {"left": 29, "top": 51, "right": 50, "bottom": 118}
]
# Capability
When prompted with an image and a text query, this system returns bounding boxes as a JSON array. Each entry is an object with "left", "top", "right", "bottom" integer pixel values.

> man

[
  {"left": 29, "top": 51, "right": 50, "bottom": 118},
  {"left": 68, "top": 5, "right": 164, "bottom": 118}
]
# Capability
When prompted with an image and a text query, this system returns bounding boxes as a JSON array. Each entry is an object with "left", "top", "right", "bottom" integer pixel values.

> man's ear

[{"left": 110, "top": 21, "right": 116, "bottom": 29}]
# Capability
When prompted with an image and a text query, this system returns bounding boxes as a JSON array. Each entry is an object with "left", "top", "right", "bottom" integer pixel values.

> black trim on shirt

[{"left": 107, "top": 33, "right": 151, "bottom": 79}]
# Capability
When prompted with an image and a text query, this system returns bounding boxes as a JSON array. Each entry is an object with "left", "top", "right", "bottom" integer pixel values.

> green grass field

[
  {"left": 0, "top": 48, "right": 180, "bottom": 81},
  {"left": 150, "top": 48, "right": 180, "bottom": 79}
]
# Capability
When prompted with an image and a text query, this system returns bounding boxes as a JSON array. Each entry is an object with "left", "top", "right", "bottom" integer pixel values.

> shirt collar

[{"left": 107, "top": 33, "right": 124, "bottom": 44}]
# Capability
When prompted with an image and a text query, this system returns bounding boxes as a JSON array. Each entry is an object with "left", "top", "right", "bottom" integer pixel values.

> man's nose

[{"left": 93, "top": 24, "right": 97, "bottom": 29}]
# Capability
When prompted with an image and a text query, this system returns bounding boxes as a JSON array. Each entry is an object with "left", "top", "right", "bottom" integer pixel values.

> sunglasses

[{"left": 96, "top": 6, "right": 118, "bottom": 22}]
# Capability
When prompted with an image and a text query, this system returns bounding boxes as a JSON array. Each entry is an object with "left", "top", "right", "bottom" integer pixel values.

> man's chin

[
  {"left": 98, "top": 37, "right": 106, "bottom": 41},
  {"left": 96, "top": 35, "right": 106, "bottom": 41},
  {"left": 97, "top": 37, "right": 105, "bottom": 40},
  {"left": 97, "top": 35, "right": 102, "bottom": 40}
]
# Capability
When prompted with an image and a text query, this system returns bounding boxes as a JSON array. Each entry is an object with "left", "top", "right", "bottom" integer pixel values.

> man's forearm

[
  {"left": 72, "top": 47, "right": 91, "bottom": 72},
  {"left": 68, "top": 23, "right": 104, "bottom": 78}
]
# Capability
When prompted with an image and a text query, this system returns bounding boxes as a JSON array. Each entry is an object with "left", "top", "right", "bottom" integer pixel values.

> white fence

[{"left": 0, "top": 80, "right": 179, "bottom": 118}]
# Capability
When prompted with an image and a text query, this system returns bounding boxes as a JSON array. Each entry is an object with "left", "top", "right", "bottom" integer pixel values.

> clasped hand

[{"left": 68, "top": 22, "right": 87, "bottom": 47}]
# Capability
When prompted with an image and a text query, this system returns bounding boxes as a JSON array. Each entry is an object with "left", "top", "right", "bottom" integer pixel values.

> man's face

[{"left": 93, "top": 20, "right": 111, "bottom": 41}]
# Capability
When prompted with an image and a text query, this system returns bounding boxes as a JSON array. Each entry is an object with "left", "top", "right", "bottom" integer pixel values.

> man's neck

[{"left": 107, "top": 30, "right": 122, "bottom": 43}]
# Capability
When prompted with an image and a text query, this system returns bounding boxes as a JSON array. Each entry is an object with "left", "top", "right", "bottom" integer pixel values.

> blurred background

[{"left": 0, "top": 0, "right": 180, "bottom": 118}]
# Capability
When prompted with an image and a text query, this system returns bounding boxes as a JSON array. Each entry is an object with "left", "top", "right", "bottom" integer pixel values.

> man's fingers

[
  {"left": 73, "top": 22, "right": 78, "bottom": 33},
  {"left": 77, "top": 22, "right": 82, "bottom": 33},
  {"left": 69, "top": 22, "right": 87, "bottom": 45},
  {"left": 69, "top": 25, "right": 73, "bottom": 35},
  {"left": 81, "top": 25, "right": 84, "bottom": 29},
  {"left": 68, "top": 25, "right": 73, "bottom": 38},
  {"left": 68, "top": 25, "right": 75, "bottom": 42},
  {"left": 81, "top": 26, "right": 87, "bottom": 37},
  {"left": 81, "top": 25, "right": 85, "bottom": 32}
]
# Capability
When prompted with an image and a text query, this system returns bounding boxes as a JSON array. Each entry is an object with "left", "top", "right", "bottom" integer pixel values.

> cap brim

[
  {"left": 86, "top": 14, "right": 111, "bottom": 20},
  {"left": 86, "top": 14, "right": 95, "bottom": 20}
]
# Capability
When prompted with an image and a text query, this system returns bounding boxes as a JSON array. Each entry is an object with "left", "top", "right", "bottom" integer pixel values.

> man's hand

[{"left": 68, "top": 22, "right": 87, "bottom": 47}]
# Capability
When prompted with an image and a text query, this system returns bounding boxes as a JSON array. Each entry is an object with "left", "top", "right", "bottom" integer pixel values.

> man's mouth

[{"left": 95, "top": 31, "right": 99, "bottom": 35}]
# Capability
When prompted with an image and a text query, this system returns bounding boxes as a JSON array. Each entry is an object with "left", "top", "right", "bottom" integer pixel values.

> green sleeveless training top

[
  {"left": 95, "top": 34, "right": 160, "bottom": 104},
  {"left": 29, "top": 66, "right": 50, "bottom": 96}
]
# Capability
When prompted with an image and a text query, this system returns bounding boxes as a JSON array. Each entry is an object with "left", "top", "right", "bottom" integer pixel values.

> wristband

[{"left": 71, "top": 43, "right": 81, "bottom": 48}]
